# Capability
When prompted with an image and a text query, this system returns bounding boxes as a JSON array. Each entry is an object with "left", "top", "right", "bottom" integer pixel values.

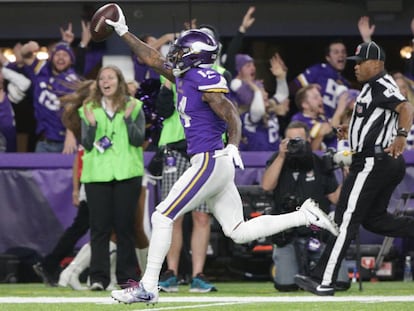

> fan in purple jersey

[
  {"left": 290, "top": 40, "right": 351, "bottom": 120},
  {"left": 16, "top": 40, "right": 79, "bottom": 153},
  {"left": 106, "top": 5, "right": 340, "bottom": 304},
  {"left": 230, "top": 53, "right": 289, "bottom": 151},
  {"left": 0, "top": 59, "right": 31, "bottom": 152},
  {"left": 291, "top": 84, "right": 337, "bottom": 151}
]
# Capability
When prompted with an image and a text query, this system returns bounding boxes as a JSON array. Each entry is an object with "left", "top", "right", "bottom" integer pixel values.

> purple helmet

[{"left": 167, "top": 29, "right": 219, "bottom": 76}]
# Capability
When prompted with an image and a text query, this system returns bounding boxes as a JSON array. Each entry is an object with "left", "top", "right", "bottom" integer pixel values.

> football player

[{"left": 106, "top": 4, "right": 339, "bottom": 304}]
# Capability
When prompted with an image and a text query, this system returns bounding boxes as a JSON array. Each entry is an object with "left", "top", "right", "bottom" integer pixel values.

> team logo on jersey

[{"left": 355, "top": 102, "right": 365, "bottom": 115}]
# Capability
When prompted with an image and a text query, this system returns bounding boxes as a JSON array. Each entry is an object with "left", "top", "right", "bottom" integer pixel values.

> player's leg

[
  {"left": 140, "top": 153, "right": 218, "bottom": 294},
  {"left": 158, "top": 215, "right": 183, "bottom": 292},
  {"left": 189, "top": 209, "right": 216, "bottom": 292},
  {"left": 210, "top": 180, "right": 336, "bottom": 244},
  {"left": 158, "top": 151, "right": 190, "bottom": 292}
]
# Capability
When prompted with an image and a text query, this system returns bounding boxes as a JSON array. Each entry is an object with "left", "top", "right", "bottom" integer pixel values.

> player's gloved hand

[
  {"left": 213, "top": 144, "right": 245, "bottom": 170},
  {"left": 105, "top": 4, "right": 128, "bottom": 36}
]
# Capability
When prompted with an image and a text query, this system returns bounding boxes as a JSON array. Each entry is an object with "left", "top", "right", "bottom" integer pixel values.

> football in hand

[{"left": 90, "top": 3, "right": 119, "bottom": 42}]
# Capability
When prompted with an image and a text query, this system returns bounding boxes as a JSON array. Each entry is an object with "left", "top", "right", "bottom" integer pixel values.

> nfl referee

[{"left": 295, "top": 41, "right": 414, "bottom": 296}]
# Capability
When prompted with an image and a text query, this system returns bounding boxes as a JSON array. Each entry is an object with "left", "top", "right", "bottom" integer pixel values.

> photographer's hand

[
  {"left": 262, "top": 139, "right": 287, "bottom": 191},
  {"left": 279, "top": 138, "right": 289, "bottom": 157}
]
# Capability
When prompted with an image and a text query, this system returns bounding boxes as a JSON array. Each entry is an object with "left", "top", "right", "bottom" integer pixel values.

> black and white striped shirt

[{"left": 349, "top": 72, "right": 407, "bottom": 153}]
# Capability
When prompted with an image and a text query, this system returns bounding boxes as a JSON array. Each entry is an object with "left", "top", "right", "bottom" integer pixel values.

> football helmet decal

[{"left": 166, "top": 29, "right": 219, "bottom": 77}]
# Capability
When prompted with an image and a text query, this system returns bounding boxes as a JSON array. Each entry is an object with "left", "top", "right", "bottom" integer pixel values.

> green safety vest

[
  {"left": 157, "top": 76, "right": 185, "bottom": 146},
  {"left": 78, "top": 97, "right": 144, "bottom": 182}
]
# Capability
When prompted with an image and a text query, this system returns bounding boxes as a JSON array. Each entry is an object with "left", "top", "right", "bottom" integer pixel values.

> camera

[
  {"left": 322, "top": 148, "right": 337, "bottom": 172},
  {"left": 287, "top": 137, "right": 306, "bottom": 155}
]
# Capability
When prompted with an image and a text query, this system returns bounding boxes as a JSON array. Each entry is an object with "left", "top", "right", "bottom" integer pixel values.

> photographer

[{"left": 261, "top": 121, "right": 349, "bottom": 292}]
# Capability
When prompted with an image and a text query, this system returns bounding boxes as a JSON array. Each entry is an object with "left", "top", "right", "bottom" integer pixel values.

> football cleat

[
  {"left": 298, "top": 198, "right": 339, "bottom": 236},
  {"left": 111, "top": 280, "right": 158, "bottom": 304}
]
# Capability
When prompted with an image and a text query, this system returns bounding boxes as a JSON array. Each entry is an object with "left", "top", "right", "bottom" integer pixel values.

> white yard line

[
  {"left": 1, "top": 296, "right": 414, "bottom": 304},
  {"left": 135, "top": 301, "right": 250, "bottom": 311}
]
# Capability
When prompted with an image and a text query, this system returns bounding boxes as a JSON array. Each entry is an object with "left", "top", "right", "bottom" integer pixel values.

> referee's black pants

[
  {"left": 311, "top": 154, "right": 414, "bottom": 286},
  {"left": 86, "top": 177, "right": 141, "bottom": 288}
]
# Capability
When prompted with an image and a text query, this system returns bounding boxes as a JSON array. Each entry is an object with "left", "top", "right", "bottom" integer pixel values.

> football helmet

[{"left": 166, "top": 29, "right": 219, "bottom": 77}]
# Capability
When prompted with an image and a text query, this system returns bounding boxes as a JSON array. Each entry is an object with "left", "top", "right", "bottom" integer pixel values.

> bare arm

[
  {"left": 385, "top": 101, "right": 414, "bottom": 158},
  {"left": 261, "top": 138, "right": 288, "bottom": 191},
  {"left": 326, "top": 185, "right": 341, "bottom": 205},
  {"left": 149, "top": 33, "right": 175, "bottom": 51},
  {"left": 358, "top": 16, "right": 375, "bottom": 43},
  {"left": 202, "top": 92, "right": 241, "bottom": 147},
  {"left": 395, "top": 101, "right": 414, "bottom": 131},
  {"left": 122, "top": 32, "right": 175, "bottom": 82},
  {"left": 20, "top": 41, "right": 39, "bottom": 66}
]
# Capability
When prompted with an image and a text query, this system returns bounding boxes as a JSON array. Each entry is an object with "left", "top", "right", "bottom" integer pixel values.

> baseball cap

[
  {"left": 347, "top": 41, "right": 385, "bottom": 62},
  {"left": 236, "top": 54, "right": 254, "bottom": 72}
]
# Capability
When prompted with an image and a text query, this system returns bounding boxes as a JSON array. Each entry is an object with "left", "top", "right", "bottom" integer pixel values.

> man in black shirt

[
  {"left": 262, "top": 121, "right": 349, "bottom": 292},
  {"left": 295, "top": 41, "right": 414, "bottom": 296}
]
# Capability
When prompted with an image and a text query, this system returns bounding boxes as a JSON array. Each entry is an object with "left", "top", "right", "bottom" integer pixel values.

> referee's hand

[{"left": 384, "top": 136, "right": 406, "bottom": 158}]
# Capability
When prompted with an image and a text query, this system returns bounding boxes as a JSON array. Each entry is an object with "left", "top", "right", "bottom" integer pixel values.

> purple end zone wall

[{"left": 0, "top": 151, "right": 413, "bottom": 256}]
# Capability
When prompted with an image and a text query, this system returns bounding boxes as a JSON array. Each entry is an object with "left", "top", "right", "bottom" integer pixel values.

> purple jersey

[
  {"left": 239, "top": 112, "right": 280, "bottom": 151},
  {"left": 0, "top": 94, "right": 16, "bottom": 152},
  {"left": 175, "top": 68, "right": 228, "bottom": 155},
  {"left": 293, "top": 63, "right": 350, "bottom": 119},
  {"left": 25, "top": 59, "right": 78, "bottom": 141},
  {"left": 133, "top": 56, "right": 160, "bottom": 83},
  {"left": 291, "top": 112, "right": 337, "bottom": 149}
]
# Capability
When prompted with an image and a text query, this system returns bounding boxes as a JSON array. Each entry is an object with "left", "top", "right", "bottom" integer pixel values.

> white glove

[
  {"left": 333, "top": 150, "right": 353, "bottom": 167},
  {"left": 213, "top": 144, "right": 245, "bottom": 170},
  {"left": 105, "top": 4, "right": 128, "bottom": 36}
]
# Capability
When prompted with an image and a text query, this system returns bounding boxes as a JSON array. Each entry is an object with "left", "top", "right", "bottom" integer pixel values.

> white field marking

[
  {"left": 134, "top": 301, "right": 249, "bottom": 311},
  {"left": 2, "top": 296, "right": 414, "bottom": 303}
]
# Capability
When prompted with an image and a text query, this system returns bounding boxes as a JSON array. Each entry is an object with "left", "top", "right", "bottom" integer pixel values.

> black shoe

[
  {"left": 32, "top": 262, "right": 57, "bottom": 287},
  {"left": 335, "top": 281, "right": 350, "bottom": 291},
  {"left": 294, "top": 274, "right": 334, "bottom": 296}
]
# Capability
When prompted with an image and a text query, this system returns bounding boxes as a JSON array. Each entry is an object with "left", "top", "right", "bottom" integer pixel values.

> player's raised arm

[{"left": 105, "top": 4, "right": 175, "bottom": 82}]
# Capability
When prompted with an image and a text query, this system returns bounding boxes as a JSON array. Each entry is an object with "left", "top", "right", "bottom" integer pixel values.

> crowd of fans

[{"left": 1, "top": 15, "right": 413, "bottom": 154}]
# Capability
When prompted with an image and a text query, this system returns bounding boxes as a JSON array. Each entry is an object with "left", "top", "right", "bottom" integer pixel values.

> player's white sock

[
  {"left": 141, "top": 211, "right": 173, "bottom": 293},
  {"left": 229, "top": 211, "right": 305, "bottom": 244}
]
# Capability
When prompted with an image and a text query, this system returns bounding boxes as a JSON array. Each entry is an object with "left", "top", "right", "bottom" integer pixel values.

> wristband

[{"left": 397, "top": 128, "right": 408, "bottom": 137}]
